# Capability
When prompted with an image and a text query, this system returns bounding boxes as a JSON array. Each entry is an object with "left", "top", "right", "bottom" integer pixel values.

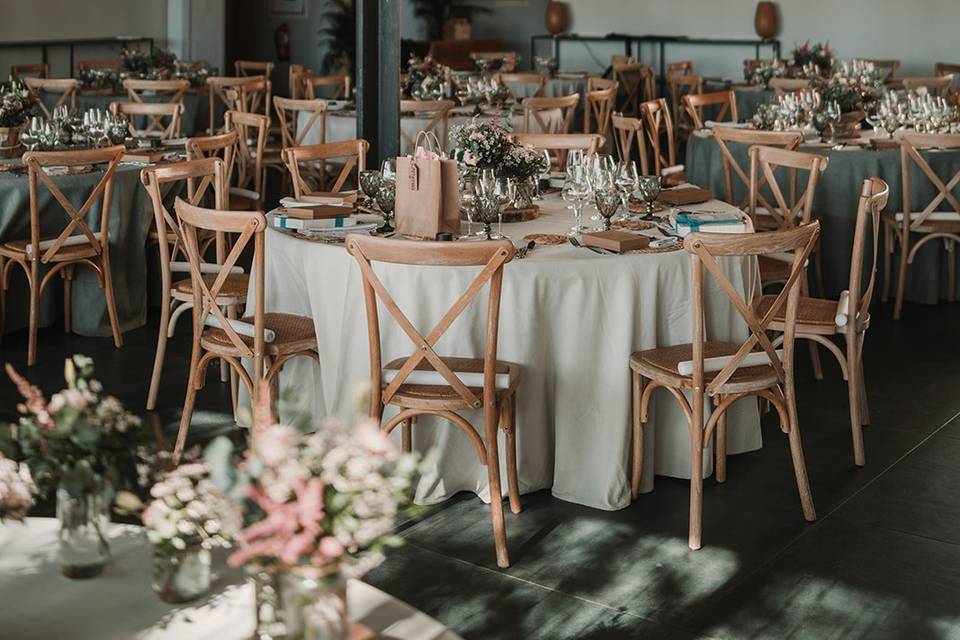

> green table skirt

[
  {"left": 43, "top": 91, "right": 210, "bottom": 137},
  {"left": 0, "top": 164, "right": 152, "bottom": 337},
  {"left": 685, "top": 133, "right": 960, "bottom": 304},
  {"left": 733, "top": 87, "right": 773, "bottom": 122}
]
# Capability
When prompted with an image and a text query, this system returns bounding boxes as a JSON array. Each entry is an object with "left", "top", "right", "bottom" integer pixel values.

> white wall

[
  {"left": 555, "top": 0, "right": 960, "bottom": 79},
  {"left": 0, "top": 0, "right": 167, "bottom": 77}
]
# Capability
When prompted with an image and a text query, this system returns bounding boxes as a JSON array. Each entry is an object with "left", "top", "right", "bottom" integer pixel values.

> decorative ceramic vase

[
  {"left": 56, "top": 480, "right": 111, "bottom": 579},
  {"left": 152, "top": 546, "right": 212, "bottom": 603},
  {"left": 754, "top": 2, "right": 778, "bottom": 40},
  {"left": 249, "top": 564, "right": 348, "bottom": 640},
  {"left": 545, "top": 1, "right": 568, "bottom": 36}
]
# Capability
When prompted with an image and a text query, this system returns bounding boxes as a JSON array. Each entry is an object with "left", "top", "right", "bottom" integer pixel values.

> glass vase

[
  {"left": 249, "top": 564, "right": 348, "bottom": 640},
  {"left": 56, "top": 481, "right": 111, "bottom": 579},
  {"left": 152, "top": 546, "right": 211, "bottom": 603},
  {"left": 511, "top": 177, "right": 536, "bottom": 210}
]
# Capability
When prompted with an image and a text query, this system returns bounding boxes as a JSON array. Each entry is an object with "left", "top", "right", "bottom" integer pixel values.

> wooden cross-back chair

[
  {"left": 0, "top": 145, "right": 125, "bottom": 365},
  {"left": 271, "top": 96, "right": 328, "bottom": 193},
  {"left": 885, "top": 131, "right": 960, "bottom": 320},
  {"left": 901, "top": 76, "right": 953, "bottom": 97},
  {"left": 630, "top": 223, "right": 821, "bottom": 550},
  {"left": 510, "top": 132, "right": 602, "bottom": 172},
  {"left": 639, "top": 98, "right": 685, "bottom": 185},
  {"left": 666, "top": 60, "right": 695, "bottom": 76},
  {"left": 283, "top": 139, "right": 369, "bottom": 197},
  {"left": 611, "top": 54, "right": 635, "bottom": 67},
  {"left": 141, "top": 157, "right": 247, "bottom": 411},
  {"left": 470, "top": 51, "right": 517, "bottom": 72},
  {"left": 288, "top": 64, "right": 307, "bottom": 99},
  {"left": 399, "top": 99, "right": 455, "bottom": 154},
  {"left": 668, "top": 74, "right": 703, "bottom": 139},
  {"left": 612, "top": 62, "right": 655, "bottom": 116},
  {"left": 110, "top": 101, "right": 183, "bottom": 140},
  {"left": 123, "top": 78, "right": 189, "bottom": 104},
  {"left": 235, "top": 60, "right": 274, "bottom": 79},
  {"left": 10, "top": 63, "right": 48, "bottom": 80},
  {"left": 611, "top": 112, "right": 649, "bottom": 175},
  {"left": 174, "top": 199, "right": 318, "bottom": 462},
  {"left": 758, "top": 178, "right": 889, "bottom": 468},
  {"left": 521, "top": 93, "right": 579, "bottom": 135},
  {"left": 769, "top": 78, "right": 813, "bottom": 96},
  {"left": 224, "top": 110, "right": 269, "bottom": 210},
  {"left": 496, "top": 73, "right": 546, "bottom": 100},
  {"left": 712, "top": 127, "right": 803, "bottom": 211},
  {"left": 76, "top": 58, "right": 122, "bottom": 73},
  {"left": 23, "top": 78, "right": 79, "bottom": 118},
  {"left": 186, "top": 130, "right": 238, "bottom": 188},
  {"left": 303, "top": 74, "right": 351, "bottom": 100},
  {"left": 583, "top": 81, "right": 617, "bottom": 147},
  {"left": 346, "top": 234, "right": 520, "bottom": 568},
  {"left": 684, "top": 90, "right": 738, "bottom": 129},
  {"left": 207, "top": 76, "right": 268, "bottom": 132}
]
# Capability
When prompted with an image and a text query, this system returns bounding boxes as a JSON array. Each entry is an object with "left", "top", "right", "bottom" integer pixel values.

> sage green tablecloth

[
  {"left": 733, "top": 87, "right": 773, "bottom": 122},
  {"left": 42, "top": 91, "right": 210, "bottom": 136},
  {"left": 0, "top": 163, "right": 152, "bottom": 337},
  {"left": 685, "top": 133, "right": 960, "bottom": 303}
]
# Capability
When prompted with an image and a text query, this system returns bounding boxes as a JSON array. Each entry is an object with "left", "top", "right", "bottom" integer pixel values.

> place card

[{"left": 581, "top": 230, "right": 650, "bottom": 252}]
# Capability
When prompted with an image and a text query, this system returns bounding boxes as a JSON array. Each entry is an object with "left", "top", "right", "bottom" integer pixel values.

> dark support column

[{"left": 357, "top": 0, "right": 400, "bottom": 166}]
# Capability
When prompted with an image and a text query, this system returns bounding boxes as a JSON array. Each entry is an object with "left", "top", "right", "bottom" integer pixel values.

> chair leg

[
  {"left": 174, "top": 340, "right": 203, "bottom": 464},
  {"left": 785, "top": 393, "right": 817, "bottom": 521},
  {"left": 846, "top": 335, "right": 865, "bottom": 467},
  {"left": 100, "top": 255, "right": 123, "bottom": 348},
  {"left": 813, "top": 246, "right": 826, "bottom": 298},
  {"left": 882, "top": 223, "right": 892, "bottom": 303},
  {"left": 688, "top": 426, "right": 704, "bottom": 550},
  {"left": 220, "top": 304, "right": 231, "bottom": 383},
  {"left": 893, "top": 232, "right": 910, "bottom": 320},
  {"left": 146, "top": 292, "right": 173, "bottom": 411},
  {"left": 484, "top": 402, "right": 511, "bottom": 568},
  {"left": 631, "top": 371, "right": 645, "bottom": 499},
  {"left": 27, "top": 262, "right": 39, "bottom": 366},
  {"left": 949, "top": 239, "right": 957, "bottom": 303},
  {"left": 401, "top": 417, "right": 412, "bottom": 453},
  {"left": 808, "top": 340, "right": 823, "bottom": 380},
  {"left": 62, "top": 266, "right": 73, "bottom": 334},
  {"left": 857, "top": 332, "right": 870, "bottom": 426},
  {"left": 501, "top": 394, "right": 522, "bottom": 515},
  {"left": 715, "top": 397, "right": 727, "bottom": 484}
]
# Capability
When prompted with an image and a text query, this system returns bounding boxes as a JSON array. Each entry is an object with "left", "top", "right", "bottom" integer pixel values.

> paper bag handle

[{"left": 414, "top": 130, "right": 443, "bottom": 154}]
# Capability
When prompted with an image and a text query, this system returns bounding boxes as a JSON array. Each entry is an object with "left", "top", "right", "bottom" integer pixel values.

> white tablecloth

[
  {"left": 0, "top": 518, "right": 461, "bottom": 640},
  {"left": 257, "top": 194, "right": 762, "bottom": 511}
]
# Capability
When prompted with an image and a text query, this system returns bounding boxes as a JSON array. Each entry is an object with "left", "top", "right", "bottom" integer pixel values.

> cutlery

[
  {"left": 568, "top": 236, "right": 610, "bottom": 254},
  {"left": 515, "top": 239, "right": 536, "bottom": 259}
]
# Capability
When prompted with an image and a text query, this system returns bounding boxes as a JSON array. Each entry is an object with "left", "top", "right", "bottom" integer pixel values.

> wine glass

[
  {"left": 359, "top": 169, "right": 382, "bottom": 210},
  {"left": 492, "top": 176, "right": 515, "bottom": 239},
  {"left": 824, "top": 101, "right": 841, "bottom": 144},
  {"left": 565, "top": 148, "right": 584, "bottom": 175},
  {"left": 562, "top": 165, "right": 591, "bottom": 235},
  {"left": 594, "top": 182, "right": 622, "bottom": 231},
  {"left": 636, "top": 175, "right": 662, "bottom": 220},
  {"left": 459, "top": 169, "right": 479, "bottom": 239},
  {"left": 380, "top": 158, "right": 397, "bottom": 185},
  {"left": 375, "top": 183, "right": 396, "bottom": 233},
  {"left": 615, "top": 161, "right": 640, "bottom": 218},
  {"left": 535, "top": 149, "right": 552, "bottom": 200}
]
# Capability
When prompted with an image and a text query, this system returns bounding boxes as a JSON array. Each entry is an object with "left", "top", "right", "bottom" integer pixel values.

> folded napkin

[
  {"left": 169, "top": 261, "right": 244, "bottom": 275},
  {"left": 705, "top": 121, "right": 752, "bottom": 130},
  {"left": 204, "top": 316, "right": 276, "bottom": 343},
  {"left": 835, "top": 290, "right": 850, "bottom": 327},
  {"left": 677, "top": 349, "right": 783, "bottom": 376},
  {"left": 26, "top": 234, "right": 94, "bottom": 256},
  {"left": 382, "top": 369, "right": 510, "bottom": 390}
]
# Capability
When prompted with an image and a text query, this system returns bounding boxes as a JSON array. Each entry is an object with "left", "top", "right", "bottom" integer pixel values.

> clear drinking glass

[
  {"left": 562, "top": 166, "right": 591, "bottom": 235},
  {"left": 615, "top": 161, "right": 640, "bottom": 218}
]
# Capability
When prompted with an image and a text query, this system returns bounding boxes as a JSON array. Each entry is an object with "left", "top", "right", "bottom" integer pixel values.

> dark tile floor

[{"left": 2, "top": 300, "right": 959, "bottom": 640}]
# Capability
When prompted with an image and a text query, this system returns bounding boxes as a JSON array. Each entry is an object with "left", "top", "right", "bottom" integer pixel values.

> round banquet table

[
  {"left": 732, "top": 86, "right": 773, "bottom": 122},
  {"left": 256, "top": 194, "right": 762, "bottom": 511},
  {"left": 685, "top": 129, "right": 960, "bottom": 303},
  {"left": 0, "top": 517, "right": 462, "bottom": 640},
  {"left": 42, "top": 91, "right": 210, "bottom": 136},
  {"left": 0, "top": 161, "right": 152, "bottom": 337}
]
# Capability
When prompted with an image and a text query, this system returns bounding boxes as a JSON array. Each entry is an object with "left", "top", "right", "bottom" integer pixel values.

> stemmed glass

[
  {"left": 459, "top": 168, "right": 479, "bottom": 239},
  {"left": 535, "top": 149, "right": 552, "bottom": 200},
  {"left": 594, "top": 181, "right": 622, "bottom": 231},
  {"left": 565, "top": 149, "right": 584, "bottom": 175},
  {"left": 562, "top": 165, "right": 591, "bottom": 236},
  {"left": 636, "top": 175, "right": 662, "bottom": 221},
  {"left": 380, "top": 158, "right": 397, "bottom": 184},
  {"left": 359, "top": 169, "right": 382, "bottom": 211},
  {"left": 615, "top": 161, "right": 639, "bottom": 219},
  {"left": 375, "top": 184, "right": 396, "bottom": 233},
  {"left": 824, "top": 101, "right": 841, "bottom": 144}
]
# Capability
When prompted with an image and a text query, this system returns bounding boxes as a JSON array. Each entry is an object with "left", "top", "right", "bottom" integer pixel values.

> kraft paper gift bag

[{"left": 395, "top": 131, "right": 461, "bottom": 239}]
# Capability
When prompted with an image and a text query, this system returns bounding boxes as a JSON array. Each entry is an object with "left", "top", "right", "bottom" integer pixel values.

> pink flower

[
  {"left": 317, "top": 536, "right": 345, "bottom": 559},
  {"left": 354, "top": 420, "right": 393, "bottom": 456},
  {"left": 5, "top": 364, "right": 52, "bottom": 430},
  {"left": 254, "top": 425, "right": 300, "bottom": 467}
]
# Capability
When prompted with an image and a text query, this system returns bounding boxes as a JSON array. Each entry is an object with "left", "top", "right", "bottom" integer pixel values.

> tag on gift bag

[{"left": 395, "top": 131, "right": 461, "bottom": 239}]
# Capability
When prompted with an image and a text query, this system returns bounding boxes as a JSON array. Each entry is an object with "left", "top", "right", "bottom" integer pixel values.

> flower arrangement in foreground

[
  {"left": 0, "top": 80, "right": 41, "bottom": 128},
  {"left": 0, "top": 453, "right": 36, "bottom": 522},
  {"left": 402, "top": 54, "right": 450, "bottom": 100}
]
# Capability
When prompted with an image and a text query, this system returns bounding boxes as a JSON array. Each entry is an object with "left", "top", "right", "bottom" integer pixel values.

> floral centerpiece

[
  {"left": 790, "top": 41, "right": 834, "bottom": 75},
  {"left": 122, "top": 47, "right": 178, "bottom": 77},
  {"left": 0, "top": 81, "right": 40, "bottom": 154},
  {"left": 0, "top": 453, "right": 36, "bottom": 522},
  {"left": 451, "top": 118, "right": 548, "bottom": 210},
  {"left": 141, "top": 462, "right": 235, "bottom": 603},
  {"left": 402, "top": 55, "right": 450, "bottom": 100},
  {"left": 1, "top": 355, "right": 156, "bottom": 578},
  {"left": 205, "top": 418, "right": 421, "bottom": 639},
  {"left": 821, "top": 60, "right": 886, "bottom": 114},
  {"left": 744, "top": 59, "right": 785, "bottom": 86}
]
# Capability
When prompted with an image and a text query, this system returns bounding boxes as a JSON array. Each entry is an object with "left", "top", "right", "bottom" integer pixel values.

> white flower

[{"left": 171, "top": 537, "right": 186, "bottom": 550}]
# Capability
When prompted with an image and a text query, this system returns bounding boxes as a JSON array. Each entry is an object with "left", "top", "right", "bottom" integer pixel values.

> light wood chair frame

[
  {"left": 901, "top": 76, "right": 953, "bottom": 97},
  {"left": 496, "top": 73, "right": 546, "bottom": 99},
  {"left": 174, "top": 199, "right": 318, "bottom": 460},
  {"left": 611, "top": 112, "right": 650, "bottom": 175},
  {"left": 224, "top": 110, "right": 269, "bottom": 210},
  {"left": 862, "top": 59, "right": 900, "bottom": 79},
  {"left": 235, "top": 60, "right": 275, "bottom": 79},
  {"left": 110, "top": 101, "right": 184, "bottom": 140},
  {"left": 769, "top": 77, "right": 813, "bottom": 96},
  {"left": 23, "top": 78, "right": 79, "bottom": 118},
  {"left": 612, "top": 62, "right": 655, "bottom": 116},
  {"left": 631, "top": 223, "right": 821, "bottom": 549},
  {"left": 76, "top": 58, "right": 122, "bottom": 73},
  {"left": 509, "top": 132, "right": 602, "bottom": 172},
  {"left": 521, "top": 93, "right": 579, "bottom": 135},
  {"left": 11, "top": 63, "right": 48, "bottom": 80},
  {"left": 0, "top": 146, "right": 125, "bottom": 365},
  {"left": 666, "top": 60, "right": 695, "bottom": 76},
  {"left": 346, "top": 234, "right": 520, "bottom": 568},
  {"left": 668, "top": 74, "right": 703, "bottom": 137},
  {"left": 886, "top": 131, "right": 960, "bottom": 319},
  {"left": 303, "top": 74, "right": 351, "bottom": 100},
  {"left": 639, "top": 98, "right": 680, "bottom": 177},
  {"left": 207, "top": 76, "right": 269, "bottom": 132},
  {"left": 283, "top": 139, "right": 369, "bottom": 197},
  {"left": 684, "top": 90, "right": 739, "bottom": 129},
  {"left": 399, "top": 99, "right": 456, "bottom": 153},
  {"left": 712, "top": 128, "right": 803, "bottom": 211},
  {"left": 583, "top": 83, "right": 617, "bottom": 145}
]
